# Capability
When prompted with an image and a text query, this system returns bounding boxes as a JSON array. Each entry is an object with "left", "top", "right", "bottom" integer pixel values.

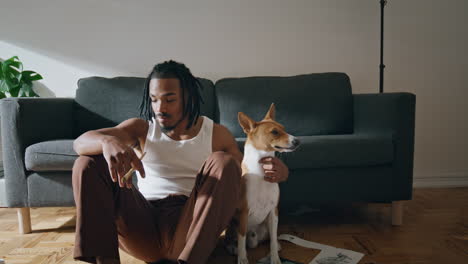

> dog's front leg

[
  {"left": 237, "top": 209, "right": 249, "bottom": 264},
  {"left": 267, "top": 208, "right": 281, "bottom": 264}
]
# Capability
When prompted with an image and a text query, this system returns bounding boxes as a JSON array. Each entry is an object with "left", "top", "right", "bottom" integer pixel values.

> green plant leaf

[
  {"left": 2, "top": 57, "right": 22, "bottom": 82},
  {"left": 21, "top": 70, "right": 43, "bottom": 82},
  {"left": 0, "top": 56, "right": 41, "bottom": 97},
  {"left": 4, "top": 66, "right": 20, "bottom": 77},
  {"left": 30, "top": 90, "right": 39, "bottom": 97},
  {"left": 3, "top": 75, "right": 19, "bottom": 90},
  {"left": 0, "top": 61, "right": 3, "bottom": 79},
  {"left": 0, "top": 80, "right": 8, "bottom": 92},
  {"left": 9, "top": 85, "right": 20, "bottom": 97},
  {"left": 21, "top": 82, "right": 32, "bottom": 97},
  {"left": 2, "top": 58, "right": 22, "bottom": 90},
  {"left": 18, "top": 88, "right": 25, "bottom": 97},
  {"left": 4, "top": 56, "right": 23, "bottom": 72},
  {"left": 22, "top": 82, "right": 39, "bottom": 97}
]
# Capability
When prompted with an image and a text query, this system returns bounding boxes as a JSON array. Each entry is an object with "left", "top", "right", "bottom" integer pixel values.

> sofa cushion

[
  {"left": 25, "top": 140, "right": 78, "bottom": 171},
  {"left": 26, "top": 133, "right": 392, "bottom": 172},
  {"left": 236, "top": 133, "right": 393, "bottom": 170},
  {"left": 216, "top": 72, "right": 354, "bottom": 138},
  {"left": 74, "top": 76, "right": 216, "bottom": 138}
]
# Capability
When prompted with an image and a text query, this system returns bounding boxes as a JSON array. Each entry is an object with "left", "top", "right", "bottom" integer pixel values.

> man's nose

[{"left": 155, "top": 101, "right": 166, "bottom": 113}]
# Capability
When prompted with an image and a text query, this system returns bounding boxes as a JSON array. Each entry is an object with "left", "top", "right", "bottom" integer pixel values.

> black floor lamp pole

[{"left": 379, "top": 0, "right": 387, "bottom": 93}]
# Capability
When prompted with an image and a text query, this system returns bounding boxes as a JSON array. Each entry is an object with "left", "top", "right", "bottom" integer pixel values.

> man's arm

[
  {"left": 212, "top": 124, "right": 243, "bottom": 164},
  {"left": 73, "top": 118, "right": 148, "bottom": 155},
  {"left": 73, "top": 118, "right": 149, "bottom": 189}
]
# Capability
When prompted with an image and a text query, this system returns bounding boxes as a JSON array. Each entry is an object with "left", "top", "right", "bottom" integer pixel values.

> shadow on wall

[{"left": 33, "top": 82, "right": 55, "bottom": 98}]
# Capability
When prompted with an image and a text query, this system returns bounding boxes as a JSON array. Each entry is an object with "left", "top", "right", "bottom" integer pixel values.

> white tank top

[{"left": 136, "top": 116, "right": 213, "bottom": 200}]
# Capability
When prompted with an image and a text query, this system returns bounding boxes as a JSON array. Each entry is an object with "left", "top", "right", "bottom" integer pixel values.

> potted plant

[
  {"left": 0, "top": 56, "right": 43, "bottom": 98},
  {"left": 0, "top": 56, "right": 43, "bottom": 167}
]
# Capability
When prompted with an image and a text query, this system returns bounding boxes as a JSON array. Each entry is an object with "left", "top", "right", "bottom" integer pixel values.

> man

[{"left": 72, "top": 60, "right": 289, "bottom": 264}]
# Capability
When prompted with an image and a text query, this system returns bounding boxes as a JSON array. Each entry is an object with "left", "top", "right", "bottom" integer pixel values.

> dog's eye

[{"left": 271, "top": 130, "right": 279, "bottom": 136}]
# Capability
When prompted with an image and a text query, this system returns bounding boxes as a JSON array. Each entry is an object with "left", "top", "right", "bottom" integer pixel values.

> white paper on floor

[{"left": 256, "top": 234, "right": 364, "bottom": 264}]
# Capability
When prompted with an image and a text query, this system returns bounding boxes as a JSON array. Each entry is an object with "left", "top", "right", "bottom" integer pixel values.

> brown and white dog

[{"left": 227, "top": 103, "right": 300, "bottom": 264}]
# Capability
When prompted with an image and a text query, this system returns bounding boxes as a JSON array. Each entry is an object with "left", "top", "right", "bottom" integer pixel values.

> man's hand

[
  {"left": 101, "top": 136, "right": 146, "bottom": 189},
  {"left": 259, "top": 157, "right": 289, "bottom": 183}
]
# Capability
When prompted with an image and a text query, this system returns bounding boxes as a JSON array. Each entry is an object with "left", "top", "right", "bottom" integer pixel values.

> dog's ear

[
  {"left": 263, "top": 103, "right": 276, "bottom": 121},
  {"left": 238, "top": 112, "right": 256, "bottom": 134}
]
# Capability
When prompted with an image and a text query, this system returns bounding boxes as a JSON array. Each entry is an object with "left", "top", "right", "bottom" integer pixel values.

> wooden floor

[{"left": 0, "top": 187, "right": 467, "bottom": 264}]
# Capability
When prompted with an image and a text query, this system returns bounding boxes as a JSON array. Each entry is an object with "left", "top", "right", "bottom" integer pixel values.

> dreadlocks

[{"left": 139, "top": 60, "right": 204, "bottom": 130}]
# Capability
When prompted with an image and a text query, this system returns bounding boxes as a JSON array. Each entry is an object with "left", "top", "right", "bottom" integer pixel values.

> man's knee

[
  {"left": 205, "top": 152, "right": 241, "bottom": 186},
  {"left": 73, "top": 155, "right": 95, "bottom": 173},
  {"left": 72, "top": 155, "right": 106, "bottom": 182},
  {"left": 207, "top": 151, "right": 241, "bottom": 176}
]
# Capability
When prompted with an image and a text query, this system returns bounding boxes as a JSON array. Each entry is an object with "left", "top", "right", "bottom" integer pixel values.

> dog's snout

[{"left": 292, "top": 138, "right": 300, "bottom": 147}]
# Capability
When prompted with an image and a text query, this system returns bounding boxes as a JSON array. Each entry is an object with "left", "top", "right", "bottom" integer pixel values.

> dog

[{"left": 226, "top": 103, "right": 300, "bottom": 264}]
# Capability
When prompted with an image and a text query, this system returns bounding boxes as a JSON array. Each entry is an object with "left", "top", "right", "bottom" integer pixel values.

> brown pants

[{"left": 72, "top": 151, "right": 241, "bottom": 264}]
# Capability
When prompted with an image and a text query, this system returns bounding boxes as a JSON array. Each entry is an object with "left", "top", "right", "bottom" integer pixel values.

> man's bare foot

[{"left": 96, "top": 256, "right": 120, "bottom": 264}]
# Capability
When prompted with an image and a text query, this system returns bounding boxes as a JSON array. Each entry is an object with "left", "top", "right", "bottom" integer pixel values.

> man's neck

[{"left": 163, "top": 116, "right": 203, "bottom": 141}]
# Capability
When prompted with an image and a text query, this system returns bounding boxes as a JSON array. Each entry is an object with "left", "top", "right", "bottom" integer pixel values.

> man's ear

[
  {"left": 263, "top": 103, "right": 276, "bottom": 121},
  {"left": 238, "top": 112, "right": 256, "bottom": 134}
]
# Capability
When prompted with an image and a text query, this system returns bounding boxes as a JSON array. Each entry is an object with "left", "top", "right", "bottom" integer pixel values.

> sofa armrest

[
  {"left": 353, "top": 92, "right": 416, "bottom": 200},
  {"left": 0, "top": 98, "right": 74, "bottom": 207}
]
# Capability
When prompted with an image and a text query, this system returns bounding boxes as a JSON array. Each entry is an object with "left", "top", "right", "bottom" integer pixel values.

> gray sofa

[{"left": 0, "top": 72, "right": 416, "bottom": 234}]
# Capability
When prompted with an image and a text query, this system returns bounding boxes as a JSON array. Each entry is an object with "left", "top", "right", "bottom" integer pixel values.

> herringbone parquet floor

[{"left": 0, "top": 187, "right": 467, "bottom": 264}]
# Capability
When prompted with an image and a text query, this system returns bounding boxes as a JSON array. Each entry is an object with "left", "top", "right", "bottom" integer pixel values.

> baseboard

[{"left": 414, "top": 172, "right": 468, "bottom": 188}]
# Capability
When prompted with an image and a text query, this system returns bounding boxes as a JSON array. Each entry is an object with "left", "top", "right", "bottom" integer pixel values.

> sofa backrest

[
  {"left": 73, "top": 76, "right": 216, "bottom": 138},
  {"left": 215, "top": 72, "right": 354, "bottom": 138}
]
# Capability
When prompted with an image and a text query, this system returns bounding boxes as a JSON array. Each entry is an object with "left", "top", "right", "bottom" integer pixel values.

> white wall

[
  {"left": 0, "top": 41, "right": 99, "bottom": 98},
  {"left": 0, "top": 0, "right": 467, "bottom": 186},
  {"left": 386, "top": 0, "right": 468, "bottom": 186}
]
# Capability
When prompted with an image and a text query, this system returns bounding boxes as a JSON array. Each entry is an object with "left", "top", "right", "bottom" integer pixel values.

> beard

[
  {"left": 157, "top": 112, "right": 184, "bottom": 133},
  {"left": 161, "top": 124, "right": 177, "bottom": 133}
]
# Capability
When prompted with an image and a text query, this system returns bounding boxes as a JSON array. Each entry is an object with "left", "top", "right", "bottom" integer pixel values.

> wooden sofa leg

[
  {"left": 391, "top": 201, "right": 403, "bottom": 226},
  {"left": 17, "top": 207, "right": 32, "bottom": 234}
]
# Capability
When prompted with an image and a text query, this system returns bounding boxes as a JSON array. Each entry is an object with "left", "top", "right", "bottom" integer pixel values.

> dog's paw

[
  {"left": 225, "top": 243, "right": 238, "bottom": 255},
  {"left": 237, "top": 256, "right": 249, "bottom": 264},
  {"left": 247, "top": 231, "right": 259, "bottom": 248}
]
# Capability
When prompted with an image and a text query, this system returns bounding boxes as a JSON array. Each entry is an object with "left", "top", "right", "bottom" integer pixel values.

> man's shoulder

[
  {"left": 118, "top": 117, "right": 149, "bottom": 128},
  {"left": 212, "top": 123, "right": 237, "bottom": 148},
  {"left": 117, "top": 118, "right": 149, "bottom": 137},
  {"left": 212, "top": 123, "right": 243, "bottom": 161},
  {"left": 212, "top": 123, "right": 232, "bottom": 137},
  {"left": 116, "top": 118, "right": 150, "bottom": 152}
]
